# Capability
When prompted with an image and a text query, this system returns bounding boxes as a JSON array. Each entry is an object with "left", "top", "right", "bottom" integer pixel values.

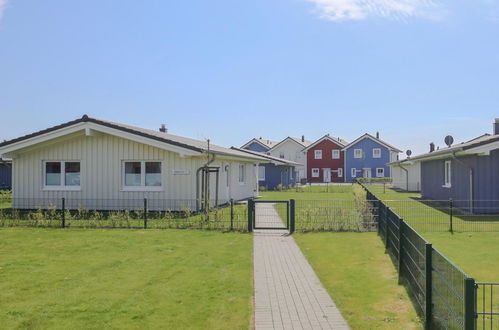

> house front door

[
  {"left": 362, "top": 168, "right": 371, "bottom": 178},
  {"left": 323, "top": 168, "right": 331, "bottom": 183}
]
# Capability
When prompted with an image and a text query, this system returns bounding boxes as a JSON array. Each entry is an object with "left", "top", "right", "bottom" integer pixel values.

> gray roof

[
  {"left": 241, "top": 138, "right": 279, "bottom": 149},
  {"left": 231, "top": 147, "right": 301, "bottom": 166},
  {"left": 0, "top": 115, "right": 268, "bottom": 162},
  {"left": 303, "top": 134, "right": 348, "bottom": 151},
  {"left": 343, "top": 133, "right": 402, "bottom": 152},
  {"left": 403, "top": 133, "right": 499, "bottom": 162}
]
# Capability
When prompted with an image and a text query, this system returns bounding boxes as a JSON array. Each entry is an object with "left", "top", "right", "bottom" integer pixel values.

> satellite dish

[
  {"left": 444, "top": 135, "right": 454, "bottom": 147},
  {"left": 406, "top": 150, "right": 412, "bottom": 157}
]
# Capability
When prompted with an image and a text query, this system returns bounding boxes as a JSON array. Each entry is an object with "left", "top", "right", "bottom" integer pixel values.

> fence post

[
  {"left": 449, "top": 198, "right": 453, "bottom": 234},
  {"left": 385, "top": 207, "right": 390, "bottom": 248},
  {"left": 425, "top": 243, "right": 433, "bottom": 329},
  {"left": 289, "top": 199, "right": 295, "bottom": 234},
  {"left": 247, "top": 199, "right": 253, "bottom": 233},
  {"left": 143, "top": 198, "right": 148, "bottom": 229},
  {"left": 230, "top": 199, "right": 234, "bottom": 231},
  {"left": 376, "top": 200, "right": 381, "bottom": 234},
  {"left": 464, "top": 277, "right": 476, "bottom": 330},
  {"left": 61, "top": 197, "right": 66, "bottom": 228},
  {"left": 398, "top": 218, "right": 404, "bottom": 284}
]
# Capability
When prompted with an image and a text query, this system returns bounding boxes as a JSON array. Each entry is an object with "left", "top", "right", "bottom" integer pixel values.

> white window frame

[
  {"left": 312, "top": 168, "right": 320, "bottom": 178},
  {"left": 258, "top": 165, "right": 265, "bottom": 181},
  {"left": 443, "top": 160, "right": 452, "bottom": 188},
  {"left": 314, "top": 150, "right": 323, "bottom": 159},
  {"left": 373, "top": 148, "right": 381, "bottom": 158},
  {"left": 351, "top": 168, "right": 357, "bottom": 178},
  {"left": 122, "top": 160, "right": 163, "bottom": 191},
  {"left": 43, "top": 161, "right": 82, "bottom": 191},
  {"left": 337, "top": 168, "right": 343, "bottom": 177},
  {"left": 376, "top": 167, "right": 385, "bottom": 178},
  {"left": 239, "top": 164, "right": 246, "bottom": 184},
  {"left": 354, "top": 149, "right": 362, "bottom": 159},
  {"left": 332, "top": 150, "right": 340, "bottom": 159},
  {"left": 279, "top": 152, "right": 285, "bottom": 159}
]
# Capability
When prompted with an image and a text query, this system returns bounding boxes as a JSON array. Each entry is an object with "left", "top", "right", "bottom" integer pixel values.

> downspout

[
  {"left": 397, "top": 162, "right": 409, "bottom": 191},
  {"left": 451, "top": 151, "right": 474, "bottom": 213},
  {"left": 196, "top": 145, "right": 216, "bottom": 212}
]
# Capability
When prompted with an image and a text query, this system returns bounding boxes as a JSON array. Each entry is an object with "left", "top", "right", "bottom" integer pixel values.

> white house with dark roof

[
  {"left": 267, "top": 136, "right": 312, "bottom": 182},
  {"left": 0, "top": 115, "right": 267, "bottom": 210}
]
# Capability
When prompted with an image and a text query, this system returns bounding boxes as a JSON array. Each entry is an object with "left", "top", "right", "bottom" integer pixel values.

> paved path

[{"left": 253, "top": 203, "right": 349, "bottom": 330}]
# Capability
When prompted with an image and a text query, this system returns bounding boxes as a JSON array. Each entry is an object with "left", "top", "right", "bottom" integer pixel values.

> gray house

[{"left": 408, "top": 120, "right": 499, "bottom": 213}]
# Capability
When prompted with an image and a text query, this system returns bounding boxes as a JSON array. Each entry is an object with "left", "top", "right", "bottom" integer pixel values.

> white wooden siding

[{"left": 12, "top": 133, "right": 258, "bottom": 209}]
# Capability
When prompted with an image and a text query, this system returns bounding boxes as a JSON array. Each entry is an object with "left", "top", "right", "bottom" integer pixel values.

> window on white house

[
  {"left": 354, "top": 149, "right": 362, "bottom": 158},
  {"left": 312, "top": 168, "right": 320, "bottom": 178},
  {"left": 444, "top": 160, "right": 452, "bottom": 187},
  {"left": 279, "top": 152, "right": 285, "bottom": 159},
  {"left": 145, "top": 162, "right": 162, "bottom": 186},
  {"left": 376, "top": 168, "right": 384, "bottom": 177},
  {"left": 239, "top": 164, "right": 246, "bottom": 183},
  {"left": 351, "top": 168, "right": 357, "bottom": 177},
  {"left": 332, "top": 150, "right": 340, "bottom": 159},
  {"left": 373, "top": 148, "right": 381, "bottom": 158},
  {"left": 258, "top": 166, "right": 265, "bottom": 181},
  {"left": 337, "top": 168, "right": 343, "bottom": 177},
  {"left": 44, "top": 161, "right": 81, "bottom": 189},
  {"left": 123, "top": 161, "right": 162, "bottom": 188},
  {"left": 314, "top": 150, "right": 322, "bottom": 159}
]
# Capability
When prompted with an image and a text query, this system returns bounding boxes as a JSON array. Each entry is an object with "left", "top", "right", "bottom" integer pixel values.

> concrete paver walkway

[{"left": 253, "top": 203, "right": 349, "bottom": 330}]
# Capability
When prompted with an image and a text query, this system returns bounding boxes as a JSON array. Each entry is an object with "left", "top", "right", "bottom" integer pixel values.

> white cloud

[
  {"left": 306, "top": 0, "right": 444, "bottom": 21},
  {"left": 0, "top": 0, "right": 8, "bottom": 21}
]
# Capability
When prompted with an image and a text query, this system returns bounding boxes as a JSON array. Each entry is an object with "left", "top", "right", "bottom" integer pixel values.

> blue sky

[{"left": 0, "top": 0, "right": 498, "bottom": 156}]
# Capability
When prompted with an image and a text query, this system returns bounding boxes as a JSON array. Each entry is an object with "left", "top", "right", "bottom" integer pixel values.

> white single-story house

[
  {"left": 388, "top": 159, "right": 421, "bottom": 192},
  {"left": 0, "top": 115, "right": 268, "bottom": 211}
]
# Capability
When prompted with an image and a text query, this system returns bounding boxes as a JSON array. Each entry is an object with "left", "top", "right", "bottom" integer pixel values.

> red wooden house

[{"left": 303, "top": 134, "right": 348, "bottom": 183}]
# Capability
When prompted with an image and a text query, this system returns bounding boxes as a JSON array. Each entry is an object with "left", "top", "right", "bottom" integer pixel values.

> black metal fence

[
  {"left": 362, "top": 184, "right": 478, "bottom": 329},
  {"left": 378, "top": 199, "right": 499, "bottom": 232},
  {"left": 0, "top": 197, "right": 247, "bottom": 231},
  {"left": 476, "top": 283, "right": 499, "bottom": 329}
]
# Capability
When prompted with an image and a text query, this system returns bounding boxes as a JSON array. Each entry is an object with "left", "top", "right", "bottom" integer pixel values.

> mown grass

[
  {"left": 0, "top": 228, "right": 253, "bottom": 329},
  {"left": 295, "top": 232, "right": 422, "bottom": 329},
  {"left": 364, "top": 184, "right": 499, "bottom": 232},
  {"left": 259, "top": 184, "right": 377, "bottom": 231}
]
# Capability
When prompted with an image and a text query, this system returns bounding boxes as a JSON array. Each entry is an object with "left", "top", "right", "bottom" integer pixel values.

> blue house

[
  {"left": 408, "top": 120, "right": 499, "bottom": 213},
  {"left": 235, "top": 141, "right": 298, "bottom": 190},
  {"left": 343, "top": 133, "right": 401, "bottom": 182},
  {"left": 241, "top": 138, "right": 278, "bottom": 153},
  {"left": 0, "top": 158, "right": 12, "bottom": 190}
]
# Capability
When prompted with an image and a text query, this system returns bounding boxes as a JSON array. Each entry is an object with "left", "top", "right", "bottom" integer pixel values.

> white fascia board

[
  {"left": 214, "top": 153, "right": 269, "bottom": 163},
  {"left": 0, "top": 122, "right": 202, "bottom": 158},
  {"left": 0, "top": 122, "right": 88, "bottom": 156}
]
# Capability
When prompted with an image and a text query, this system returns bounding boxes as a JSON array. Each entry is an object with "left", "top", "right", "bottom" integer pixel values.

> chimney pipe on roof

[
  {"left": 301, "top": 135, "right": 305, "bottom": 142},
  {"left": 376, "top": 131, "right": 380, "bottom": 139},
  {"left": 430, "top": 142, "right": 435, "bottom": 152},
  {"left": 159, "top": 124, "right": 167, "bottom": 133},
  {"left": 494, "top": 119, "right": 499, "bottom": 135}
]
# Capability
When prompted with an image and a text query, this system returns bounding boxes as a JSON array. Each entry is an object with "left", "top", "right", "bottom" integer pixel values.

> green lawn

[
  {"left": 295, "top": 232, "right": 422, "bottom": 329},
  {"left": 365, "top": 184, "right": 499, "bottom": 232},
  {"left": 259, "top": 184, "right": 377, "bottom": 231},
  {"left": 260, "top": 184, "right": 359, "bottom": 201},
  {"left": 0, "top": 228, "right": 253, "bottom": 329}
]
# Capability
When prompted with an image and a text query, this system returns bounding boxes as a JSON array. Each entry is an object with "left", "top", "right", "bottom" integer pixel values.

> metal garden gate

[{"left": 247, "top": 199, "right": 295, "bottom": 233}]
